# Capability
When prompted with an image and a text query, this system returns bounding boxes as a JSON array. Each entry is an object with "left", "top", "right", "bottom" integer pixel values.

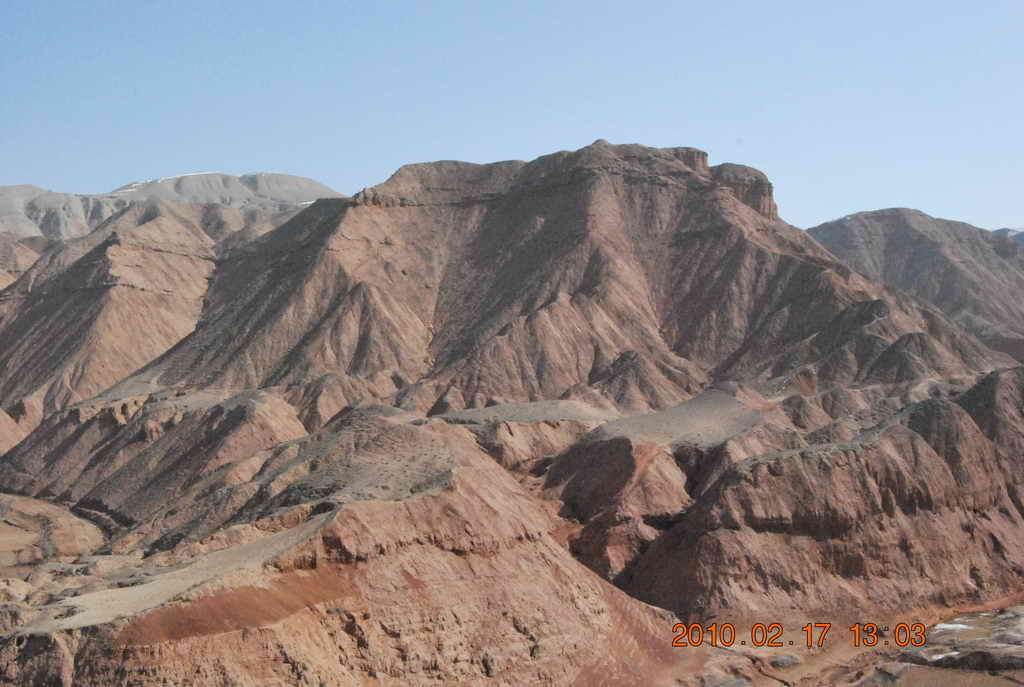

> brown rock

[
  {"left": 3, "top": 142, "right": 1022, "bottom": 686},
  {"left": 810, "top": 208, "right": 1024, "bottom": 361},
  {"left": 0, "top": 202, "right": 217, "bottom": 427},
  {"left": 102, "top": 143, "right": 1008, "bottom": 418}
]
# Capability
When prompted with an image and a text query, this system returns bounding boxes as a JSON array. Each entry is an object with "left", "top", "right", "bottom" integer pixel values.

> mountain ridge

[
  {"left": 93, "top": 142, "right": 1010, "bottom": 421},
  {"left": 0, "top": 172, "right": 344, "bottom": 239},
  {"left": 809, "top": 207, "right": 1024, "bottom": 360}
]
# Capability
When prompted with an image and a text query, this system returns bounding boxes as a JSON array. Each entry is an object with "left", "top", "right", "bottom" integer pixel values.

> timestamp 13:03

[{"left": 671, "top": 622, "right": 927, "bottom": 648}]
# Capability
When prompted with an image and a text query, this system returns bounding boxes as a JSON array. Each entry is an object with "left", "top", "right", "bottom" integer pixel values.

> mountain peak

[{"left": 810, "top": 208, "right": 1024, "bottom": 360}]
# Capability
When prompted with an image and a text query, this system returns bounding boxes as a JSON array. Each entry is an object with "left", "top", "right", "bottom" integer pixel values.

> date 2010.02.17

[{"left": 671, "top": 622, "right": 927, "bottom": 648}]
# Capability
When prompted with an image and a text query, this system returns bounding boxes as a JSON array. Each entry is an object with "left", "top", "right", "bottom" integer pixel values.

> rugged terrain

[
  {"left": 810, "top": 208, "right": 1024, "bottom": 360},
  {"left": 1, "top": 142, "right": 1022, "bottom": 685},
  {"left": 0, "top": 202, "right": 220, "bottom": 430}
]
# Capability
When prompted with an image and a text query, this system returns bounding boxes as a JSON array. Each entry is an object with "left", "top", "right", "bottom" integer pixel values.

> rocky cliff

[{"left": 0, "top": 401, "right": 757, "bottom": 686}]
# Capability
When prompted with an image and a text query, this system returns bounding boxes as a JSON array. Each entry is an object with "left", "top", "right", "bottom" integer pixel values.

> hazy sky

[{"left": 2, "top": 1, "right": 1021, "bottom": 229}]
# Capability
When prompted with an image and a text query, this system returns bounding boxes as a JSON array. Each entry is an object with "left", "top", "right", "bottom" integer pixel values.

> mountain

[
  {"left": 1, "top": 142, "right": 1022, "bottom": 686},
  {"left": 809, "top": 208, "right": 1024, "bottom": 360},
  {"left": 0, "top": 201, "right": 216, "bottom": 429},
  {"left": 0, "top": 233, "right": 41, "bottom": 289},
  {"left": 993, "top": 227, "right": 1024, "bottom": 242},
  {"left": 0, "top": 394, "right": 756, "bottom": 686},
  {"left": 101, "top": 143, "right": 1007, "bottom": 420},
  {"left": 0, "top": 172, "right": 343, "bottom": 240}
]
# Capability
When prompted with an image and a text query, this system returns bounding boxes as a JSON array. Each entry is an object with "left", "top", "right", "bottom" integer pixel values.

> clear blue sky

[{"left": 2, "top": 1, "right": 1021, "bottom": 229}]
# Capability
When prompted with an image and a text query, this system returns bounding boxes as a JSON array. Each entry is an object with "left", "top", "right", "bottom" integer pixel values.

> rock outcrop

[
  {"left": 623, "top": 390, "right": 1024, "bottom": 619},
  {"left": 450, "top": 373, "right": 1024, "bottom": 626},
  {"left": 0, "top": 403, "right": 758, "bottom": 686},
  {"left": 711, "top": 163, "right": 778, "bottom": 219}
]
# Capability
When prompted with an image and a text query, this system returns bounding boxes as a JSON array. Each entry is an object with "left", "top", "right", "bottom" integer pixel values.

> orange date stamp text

[{"left": 671, "top": 622, "right": 927, "bottom": 648}]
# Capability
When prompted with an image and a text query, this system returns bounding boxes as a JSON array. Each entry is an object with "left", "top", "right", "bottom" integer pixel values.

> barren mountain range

[
  {"left": 0, "top": 172, "right": 342, "bottom": 240},
  {"left": 810, "top": 208, "right": 1024, "bottom": 361},
  {"left": 2, "top": 141, "right": 1023, "bottom": 685}
]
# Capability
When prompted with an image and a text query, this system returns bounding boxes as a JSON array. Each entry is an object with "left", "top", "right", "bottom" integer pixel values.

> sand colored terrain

[
  {"left": 0, "top": 202, "right": 218, "bottom": 429},
  {"left": 0, "top": 494, "right": 103, "bottom": 580},
  {"left": 2, "top": 142, "right": 1024, "bottom": 685},
  {"left": 0, "top": 407, "right": 766, "bottom": 685}
]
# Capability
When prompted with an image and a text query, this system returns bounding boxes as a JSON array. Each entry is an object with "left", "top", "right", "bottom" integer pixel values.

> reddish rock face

[
  {"left": 85, "top": 142, "right": 1007, "bottom": 418},
  {"left": 0, "top": 142, "right": 1021, "bottom": 686},
  {"left": 624, "top": 396, "right": 1024, "bottom": 619},
  {"left": 711, "top": 163, "right": 779, "bottom": 219}
]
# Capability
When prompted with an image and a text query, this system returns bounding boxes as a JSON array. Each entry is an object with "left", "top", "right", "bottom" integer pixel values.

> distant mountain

[
  {"left": 993, "top": 227, "right": 1024, "bottom": 243},
  {"left": 809, "top": 208, "right": 1024, "bottom": 360},
  {"left": 0, "top": 172, "right": 343, "bottom": 239}
]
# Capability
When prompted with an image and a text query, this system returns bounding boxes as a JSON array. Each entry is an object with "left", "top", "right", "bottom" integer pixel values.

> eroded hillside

[{"left": 1, "top": 142, "right": 1021, "bottom": 686}]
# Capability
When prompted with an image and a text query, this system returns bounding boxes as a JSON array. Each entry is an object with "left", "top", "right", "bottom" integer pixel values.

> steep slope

[
  {"left": 0, "top": 233, "right": 40, "bottom": 289},
  {"left": 444, "top": 373, "right": 1024, "bottom": 686},
  {"left": 105, "top": 142, "right": 1008, "bottom": 418},
  {"left": 957, "top": 366, "right": 1024, "bottom": 455},
  {"left": 0, "top": 173, "right": 342, "bottom": 239},
  {"left": 0, "top": 233, "right": 39, "bottom": 277},
  {"left": 622, "top": 392, "right": 1024, "bottom": 620},
  {"left": 993, "top": 227, "right": 1024, "bottom": 243},
  {"left": 0, "top": 400, "right": 757, "bottom": 687},
  {"left": 0, "top": 409, "right": 27, "bottom": 454},
  {"left": 0, "top": 201, "right": 216, "bottom": 428},
  {"left": 809, "top": 208, "right": 1024, "bottom": 360}
]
